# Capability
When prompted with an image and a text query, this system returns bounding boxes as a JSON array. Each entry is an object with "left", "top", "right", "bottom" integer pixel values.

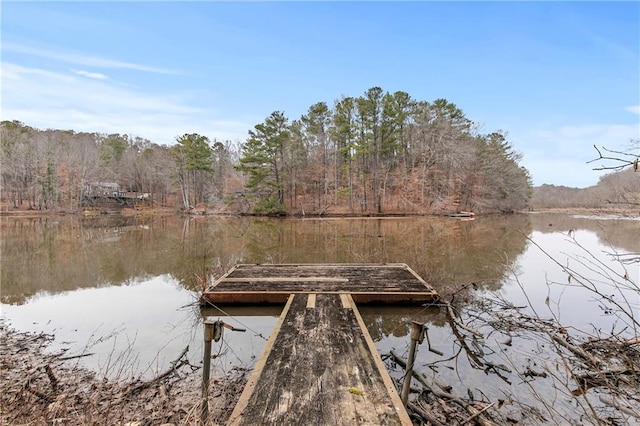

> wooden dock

[
  {"left": 202, "top": 264, "right": 437, "bottom": 425},
  {"left": 202, "top": 263, "right": 437, "bottom": 305}
]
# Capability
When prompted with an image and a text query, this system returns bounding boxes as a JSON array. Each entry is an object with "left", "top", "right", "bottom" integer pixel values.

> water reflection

[
  {"left": 2, "top": 275, "right": 281, "bottom": 379},
  {"left": 2, "top": 213, "right": 638, "bottom": 385},
  {"left": 527, "top": 212, "right": 640, "bottom": 255},
  {"left": 1, "top": 215, "right": 533, "bottom": 305},
  {"left": 502, "top": 229, "right": 639, "bottom": 334},
  {"left": 2, "top": 275, "right": 201, "bottom": 378},
  {"left": 358, "top": 305, "right": 446, "bottom": 341}
]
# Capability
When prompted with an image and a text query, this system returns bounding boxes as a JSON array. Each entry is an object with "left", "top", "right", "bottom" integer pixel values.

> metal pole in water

[
  {"left": 400, "top": 321, "right": 425, "bottom": 406},
  {"left": 201, "top": 319, "right": 215, "bottom": 424}
]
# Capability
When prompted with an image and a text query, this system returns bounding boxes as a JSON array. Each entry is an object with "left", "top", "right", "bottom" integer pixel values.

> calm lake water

[{"left": 2, "top": 213, "right": 638, "bottom": 422}]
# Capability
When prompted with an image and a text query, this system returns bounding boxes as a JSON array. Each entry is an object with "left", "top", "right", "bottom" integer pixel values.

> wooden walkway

[
  {"left": 227, "top": 293, "right": 411, "bottom": 425},
  {"left": 202, "top": 264, "right": 437, "bottom": 425}
]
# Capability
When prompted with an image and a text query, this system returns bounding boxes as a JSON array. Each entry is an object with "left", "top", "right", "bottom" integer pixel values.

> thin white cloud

[
  {"left": 4, "top": 42, "right": 180, "bottom": 75},
  {"left": 72, "top": 69, "right": 109, "bottom": 80},
  {"left": 625, "top": 105, "right": 640, "bottom": 115},
  {"left": 1, "top": 62, "right": 249, "bottom": 144}
]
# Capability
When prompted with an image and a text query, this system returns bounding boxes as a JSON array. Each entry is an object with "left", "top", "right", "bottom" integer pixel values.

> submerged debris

[
  {"left": 0, "top": 322, "right": 247, "bottom": 425},
  {"left": 390, "top": 297, "right": 640, "bottom": 425}
]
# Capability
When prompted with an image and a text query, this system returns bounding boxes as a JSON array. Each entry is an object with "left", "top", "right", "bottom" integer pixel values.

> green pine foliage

[
  {"left": 1, "top": 86, "right": 540, "bottom": 215},
  {"left": 237, "top": 87, "right": 533, "bottom": 214}
]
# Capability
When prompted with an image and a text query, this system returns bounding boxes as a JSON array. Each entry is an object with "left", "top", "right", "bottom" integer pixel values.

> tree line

[
  {"left": 531, "top": 159, "right": 639, "bottom": 209},
  {"left": 0, "top": 122, "right": 236, "bottom": 212},
  {"left": 1, "top": 87, "right": 533, "bottom": 215}
]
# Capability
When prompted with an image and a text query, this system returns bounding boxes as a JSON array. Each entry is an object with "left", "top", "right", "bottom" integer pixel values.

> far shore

[
  {"left": 0, "top": 203, "right": 640, "bottom": 218},
  {"left": 1, "top": 205, "right": 639, "bottom": 219}
]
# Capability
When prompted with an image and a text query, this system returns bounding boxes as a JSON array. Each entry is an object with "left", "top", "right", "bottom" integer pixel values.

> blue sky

[{"left": 2, "top": 1, "right": 638, "bottom": 188}]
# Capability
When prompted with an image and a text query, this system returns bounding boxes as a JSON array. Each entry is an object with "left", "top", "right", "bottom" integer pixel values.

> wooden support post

[
  {"left": 201, "top": 319, "right": 215, "bottom": 424},
  {"left": 400, "top": 321, "right": 424, "bottom": 406}
]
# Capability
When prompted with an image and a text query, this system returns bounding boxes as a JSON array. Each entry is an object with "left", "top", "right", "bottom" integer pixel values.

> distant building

[{"left": 85, "top": 182, "right": 121, "bottom": 196}]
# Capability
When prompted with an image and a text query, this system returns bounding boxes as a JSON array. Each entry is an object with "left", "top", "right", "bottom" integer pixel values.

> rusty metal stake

[
  {"left": 201, "top": 319, "right": 215, "bottom": 424},
  {"left": 400, "top": 321, "right": 425, "bottom": 406},
  {"left": 201, "top": 320, "right": 245, "bottom": 424}
]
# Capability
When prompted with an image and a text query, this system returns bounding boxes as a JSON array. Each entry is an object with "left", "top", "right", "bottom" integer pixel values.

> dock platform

[{"left": 202, "top": 263, "right": 437, "bottom": 305}]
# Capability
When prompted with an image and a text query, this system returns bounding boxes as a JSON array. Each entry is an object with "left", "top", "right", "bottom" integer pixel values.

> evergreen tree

[
  {"left": 171, "top": 133, "right": 213, "bottom": 209},
  {"left": 237, "top": 111, "right": 290, "bottom": 214}
]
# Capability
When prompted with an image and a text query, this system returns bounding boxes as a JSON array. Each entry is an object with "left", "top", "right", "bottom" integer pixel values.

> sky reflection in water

[{"left": 2, "top": 214, "right": 638, "bottom": 389}]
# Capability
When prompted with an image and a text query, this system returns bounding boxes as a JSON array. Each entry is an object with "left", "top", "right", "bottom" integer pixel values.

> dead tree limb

[
  {"left": 461, "top": 402, "right": 496, "bottom": 425},
  {"left": 408, "top": 401, "right": 446, "bottom": 426},
  {"left": 588, "top": 145, "right": 639, "bottom": 171},
  {"left": 56, "top": 353, "right": 94, "bottom": 361},
  {"left": 598, "top": 396, "right": 640, "bottom": 419},
  {"left": 390, "top": 350, "right": 498, "bottom": 426},
  {"left": 126, "top": 346, "right": 189, "bottom": 395},
  {"left": 445, "top": 310, "right": 485, "bottom": 370},
  {"left": 45, "top": 364, "right": 58, "bottom": 392},
  {"left": 550, "top": 335, "right": 600, "bottom": 367},
  {"left": 445, "top": 302, "right": 484, "bottom": 338}
]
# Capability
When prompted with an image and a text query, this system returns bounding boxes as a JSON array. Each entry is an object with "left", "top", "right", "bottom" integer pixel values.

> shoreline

[
  {"left": 0, "top": 322, "right": 246, "bottom": 425},
  {"left": 1, "top": 206, "right": 638, "bottom": 219}
]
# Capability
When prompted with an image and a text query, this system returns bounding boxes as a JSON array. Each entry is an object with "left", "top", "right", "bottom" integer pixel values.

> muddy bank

[{"left": 0, "top": 322, "right": 246, "bottom": 425}]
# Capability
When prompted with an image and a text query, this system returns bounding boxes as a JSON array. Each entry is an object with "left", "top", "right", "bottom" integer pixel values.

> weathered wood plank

[
  {"left": 222, "top": 277, "right": 350, "bottom": 283},
  {"left": 348, "top": 293, "right": 410, "bottom": 423},
  {"left": 212, "top": 281, "right": 411, "bottom": 291},
  {"left": 227, "top": 293, "right": 412, "bottom": 425},
  {"left": 202, "top": 291, "right": 438, "bottom": 305},
  {"left": 225, "top": 264, "right": 426, "bottom": 285},
  {"left": 306, "top": 293, "right": 317, "bottom": 309},
  {"left": 228, "top": 295, "right": 296, "bottom": 425}
]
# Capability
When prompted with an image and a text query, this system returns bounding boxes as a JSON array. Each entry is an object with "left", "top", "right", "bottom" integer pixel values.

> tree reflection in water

[{"left": 2, "top": 213, "right": 638, "bottom": 423}]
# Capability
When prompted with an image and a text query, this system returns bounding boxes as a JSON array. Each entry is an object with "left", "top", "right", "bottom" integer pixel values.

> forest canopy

[{"left": 1, "top": 87, "right": 532, "bottom": 215}]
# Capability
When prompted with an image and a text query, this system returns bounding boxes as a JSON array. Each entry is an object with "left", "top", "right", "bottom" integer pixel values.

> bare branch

[{"left": 588, "top": 144, "right": 639, "bottom": 171}]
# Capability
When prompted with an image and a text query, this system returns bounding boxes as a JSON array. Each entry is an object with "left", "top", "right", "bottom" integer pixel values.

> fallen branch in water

[
  {"left": 463, "top": 294, "right": 640, "bottom": 422},
  {"left": 390, "top": 349, "right": 498, "bottom": 426},
  {"left": 444, "top": 301, "right": 484, "bottom": 338},
  {"left": 408, "top": 401, "right": 446, "bottom": 426},
  {"left": 445, "top": 312, "right": 484, "bottom": 369},
  {"left": 56, "top": 353, "right": 94, "bottom": 361},
  {"left": 461, "top": 402, "right": 496, "bottom": 425},
  {"left": 570, "top": 368, "right": 636, "bottom": 396},
  {"left": 550, "top": 334, "right": 600, "bottom": 367},
  {"left": 126, "top": 346, "right": 190, "bottom": 396},
  {"left": 1, "top": 324, "right": 245, "bottom": 425},
  {"left": 598, "top": 395, "right": 640, "bottom": 419}
]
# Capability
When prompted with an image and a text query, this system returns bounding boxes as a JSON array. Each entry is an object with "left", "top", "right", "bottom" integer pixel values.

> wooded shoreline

[{"left": 2, "top": 206, "right": 638, "bottom": 218}]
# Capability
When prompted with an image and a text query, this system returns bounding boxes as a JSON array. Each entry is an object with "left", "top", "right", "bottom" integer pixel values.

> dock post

[
  {"left": 400, "top": 321, "right": 425, "bottom": 406},
  {"left": 201, "top": 319, "right": 215, "bottom": 424}
]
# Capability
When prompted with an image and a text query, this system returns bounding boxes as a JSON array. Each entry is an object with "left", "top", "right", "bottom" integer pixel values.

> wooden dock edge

[
  {"left": 403, "top": 263, "right": 430, "bottom": 287},
  {"left": 347, "top": 294, "right": 413, "bottom": 426},
  {"left": 226, "top": 294, "right": 295, "bottom": 425},
  {"left": 202, "top": 291, "right": 438, "bottom": 306},
  {"left": 228, "top": 262, "right": 413, "bottom": 268}
]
